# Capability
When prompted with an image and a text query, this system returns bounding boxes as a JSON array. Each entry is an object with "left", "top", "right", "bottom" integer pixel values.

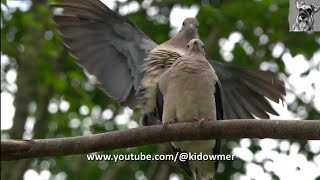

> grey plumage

[
  {"left": 52, "top": 0, "right": 157, "bottom": 108},
  {"left": 137, "top": 18, "right": 199, "bottom": 118},
  {"left": 210, "top": 61, "right": 284, "bottom": 119},
  {"left": 156, "top": 39, "right": 223, "bottom": 180},
  {"left": 52, "top": 0, "right": 286, "bottom": 123}
]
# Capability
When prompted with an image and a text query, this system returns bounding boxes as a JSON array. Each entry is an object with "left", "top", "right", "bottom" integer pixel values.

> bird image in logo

[{"left": 291, "top": 0, "right": 320, "bottom": 31}]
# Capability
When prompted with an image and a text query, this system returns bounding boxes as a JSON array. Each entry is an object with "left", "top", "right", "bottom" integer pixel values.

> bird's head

[
  {"left": 187, "top": 39, "right": 205, "bottom": 56},
  {"left": 168, "top": 18, "right": 199, "bottom": 49},
  {"left": 179, "top": 18, "right": 199, "bottom": 35}
]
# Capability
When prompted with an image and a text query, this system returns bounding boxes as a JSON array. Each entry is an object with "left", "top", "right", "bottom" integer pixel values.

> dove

[
  {"left": 156, "top": 39, "right": 223, "bottom": 180},
  {"left": 137, "top": 17, "right": 199, "bottom": 125},
  {"left": 52, "top": 0, "right": 285, "bottom": 125}
]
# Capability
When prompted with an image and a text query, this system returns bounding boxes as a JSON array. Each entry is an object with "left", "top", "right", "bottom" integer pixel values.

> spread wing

[
  {"left": 213, "top": 80, "right": 223, "bottom": 171},
  {"left": 51, "top": 0, "right": 157, "bottom": 108},
  {"left": 210, "top": 61, "right": 286, "bottom": 119},
  {"left": 51, "top": 0, "right": 285, "bottom": 119}
]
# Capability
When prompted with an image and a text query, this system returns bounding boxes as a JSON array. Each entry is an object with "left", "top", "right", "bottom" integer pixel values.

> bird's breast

[
  {"left": 137, "top": 49, "right": 182, "bottom": 112},
  {"left": 164, "top": 72, "right": 217, "bottom": 122}
]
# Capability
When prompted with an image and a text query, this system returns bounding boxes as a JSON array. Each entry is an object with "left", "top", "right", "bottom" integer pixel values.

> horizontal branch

[{"left": 1, "top": 119, "right": 319, "bottom": 161}]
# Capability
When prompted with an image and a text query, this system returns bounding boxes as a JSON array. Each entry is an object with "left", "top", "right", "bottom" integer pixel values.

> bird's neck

[
  {"left": 168, "top": 30, "right": 198, "bottom": 48},
  {"left": 189, "top": 51, "right": 204, "bottom": 57},
  {"left": 188, "top": 46, "right": 205, "bottom": 57}
]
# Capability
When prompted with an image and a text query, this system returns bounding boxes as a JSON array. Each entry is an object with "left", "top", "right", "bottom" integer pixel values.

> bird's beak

[{"left": 187, "top": 24, "right": 195, "bottom": 31}]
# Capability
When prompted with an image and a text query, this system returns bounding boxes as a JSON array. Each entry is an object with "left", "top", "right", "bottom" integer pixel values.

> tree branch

[{"left": 1, "top": 119, "right": 319, "bottom": 161}]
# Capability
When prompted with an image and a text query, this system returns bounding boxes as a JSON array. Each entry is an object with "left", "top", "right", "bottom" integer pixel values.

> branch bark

[{"left": 1, "top": 119, "right": 319, "bottom": 161}]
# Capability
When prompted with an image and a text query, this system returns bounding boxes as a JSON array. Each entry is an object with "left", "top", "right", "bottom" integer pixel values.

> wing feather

[
  {"left": 210, "top": 61, "right": 285, "bottom": 119},
  {"left": 213, "top": 80, "right": 223, "bottom": 171},
  {"left": 52, "top": 0, "right": 157, "bottom": 107}
]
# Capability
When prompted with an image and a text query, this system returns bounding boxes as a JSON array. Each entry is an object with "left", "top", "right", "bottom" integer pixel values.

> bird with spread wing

[{"left": 52, "top": 0, "right": 285, "bottom": 125}]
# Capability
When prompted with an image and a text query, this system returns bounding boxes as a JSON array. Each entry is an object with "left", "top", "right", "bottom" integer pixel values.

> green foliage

[{"left": 1, "top": 0, "right": 319, "bottom": 180}]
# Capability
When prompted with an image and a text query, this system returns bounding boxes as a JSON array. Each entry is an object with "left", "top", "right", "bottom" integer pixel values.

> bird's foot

[
  {"left": 193, "top": 117, "right": 201, "bottom": 121},
  {"left": 156, "top": 119, "right": 163, "bottom": 125},
  {"left": 193, "top": 117, "right": 211, "bottom": 125},
  {"left": 163, "top": 119, "right": 177, "bottom": 124}
]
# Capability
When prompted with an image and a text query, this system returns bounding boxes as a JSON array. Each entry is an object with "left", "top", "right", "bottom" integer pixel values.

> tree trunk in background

[
  {"left": 1, "top": 58, "right": 38, "bottom": 180},
  {"left": 8, "top": 60, "right": 36, "bottom": 139},
  {"left": 1, "top": 0, "right": 51, "bottom": 179}
]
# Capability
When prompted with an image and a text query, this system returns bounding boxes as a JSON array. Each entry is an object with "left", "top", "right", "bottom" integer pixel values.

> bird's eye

[
  {"left": 187, "top": 45, "right": 190, "bottom": 48},
  {"left": 202, "top": 45, "right": 204, "bottom": 49},
  {"left": 183, "top": 22, "right": 185, "bottom": 26}
]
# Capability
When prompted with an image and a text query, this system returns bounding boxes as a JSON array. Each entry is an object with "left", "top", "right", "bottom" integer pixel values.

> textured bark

[{"left": 1, "top": 119, "right": 319, "bottom": 161}]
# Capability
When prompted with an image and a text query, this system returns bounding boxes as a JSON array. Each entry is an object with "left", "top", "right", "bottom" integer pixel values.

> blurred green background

[{"left": 1, "top": 0, "right": 320, "bottom": 180}]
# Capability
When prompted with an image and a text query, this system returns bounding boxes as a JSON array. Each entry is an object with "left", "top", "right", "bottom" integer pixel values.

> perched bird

[
  {"left": 52, "top": 0, "right": 286, "bottom": 124},
  {"left": 137, "top": 17, "right": 199, "bottom": 125},
  {"left": 156, "top": 39, "right": 223, "bottom": 180}
]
